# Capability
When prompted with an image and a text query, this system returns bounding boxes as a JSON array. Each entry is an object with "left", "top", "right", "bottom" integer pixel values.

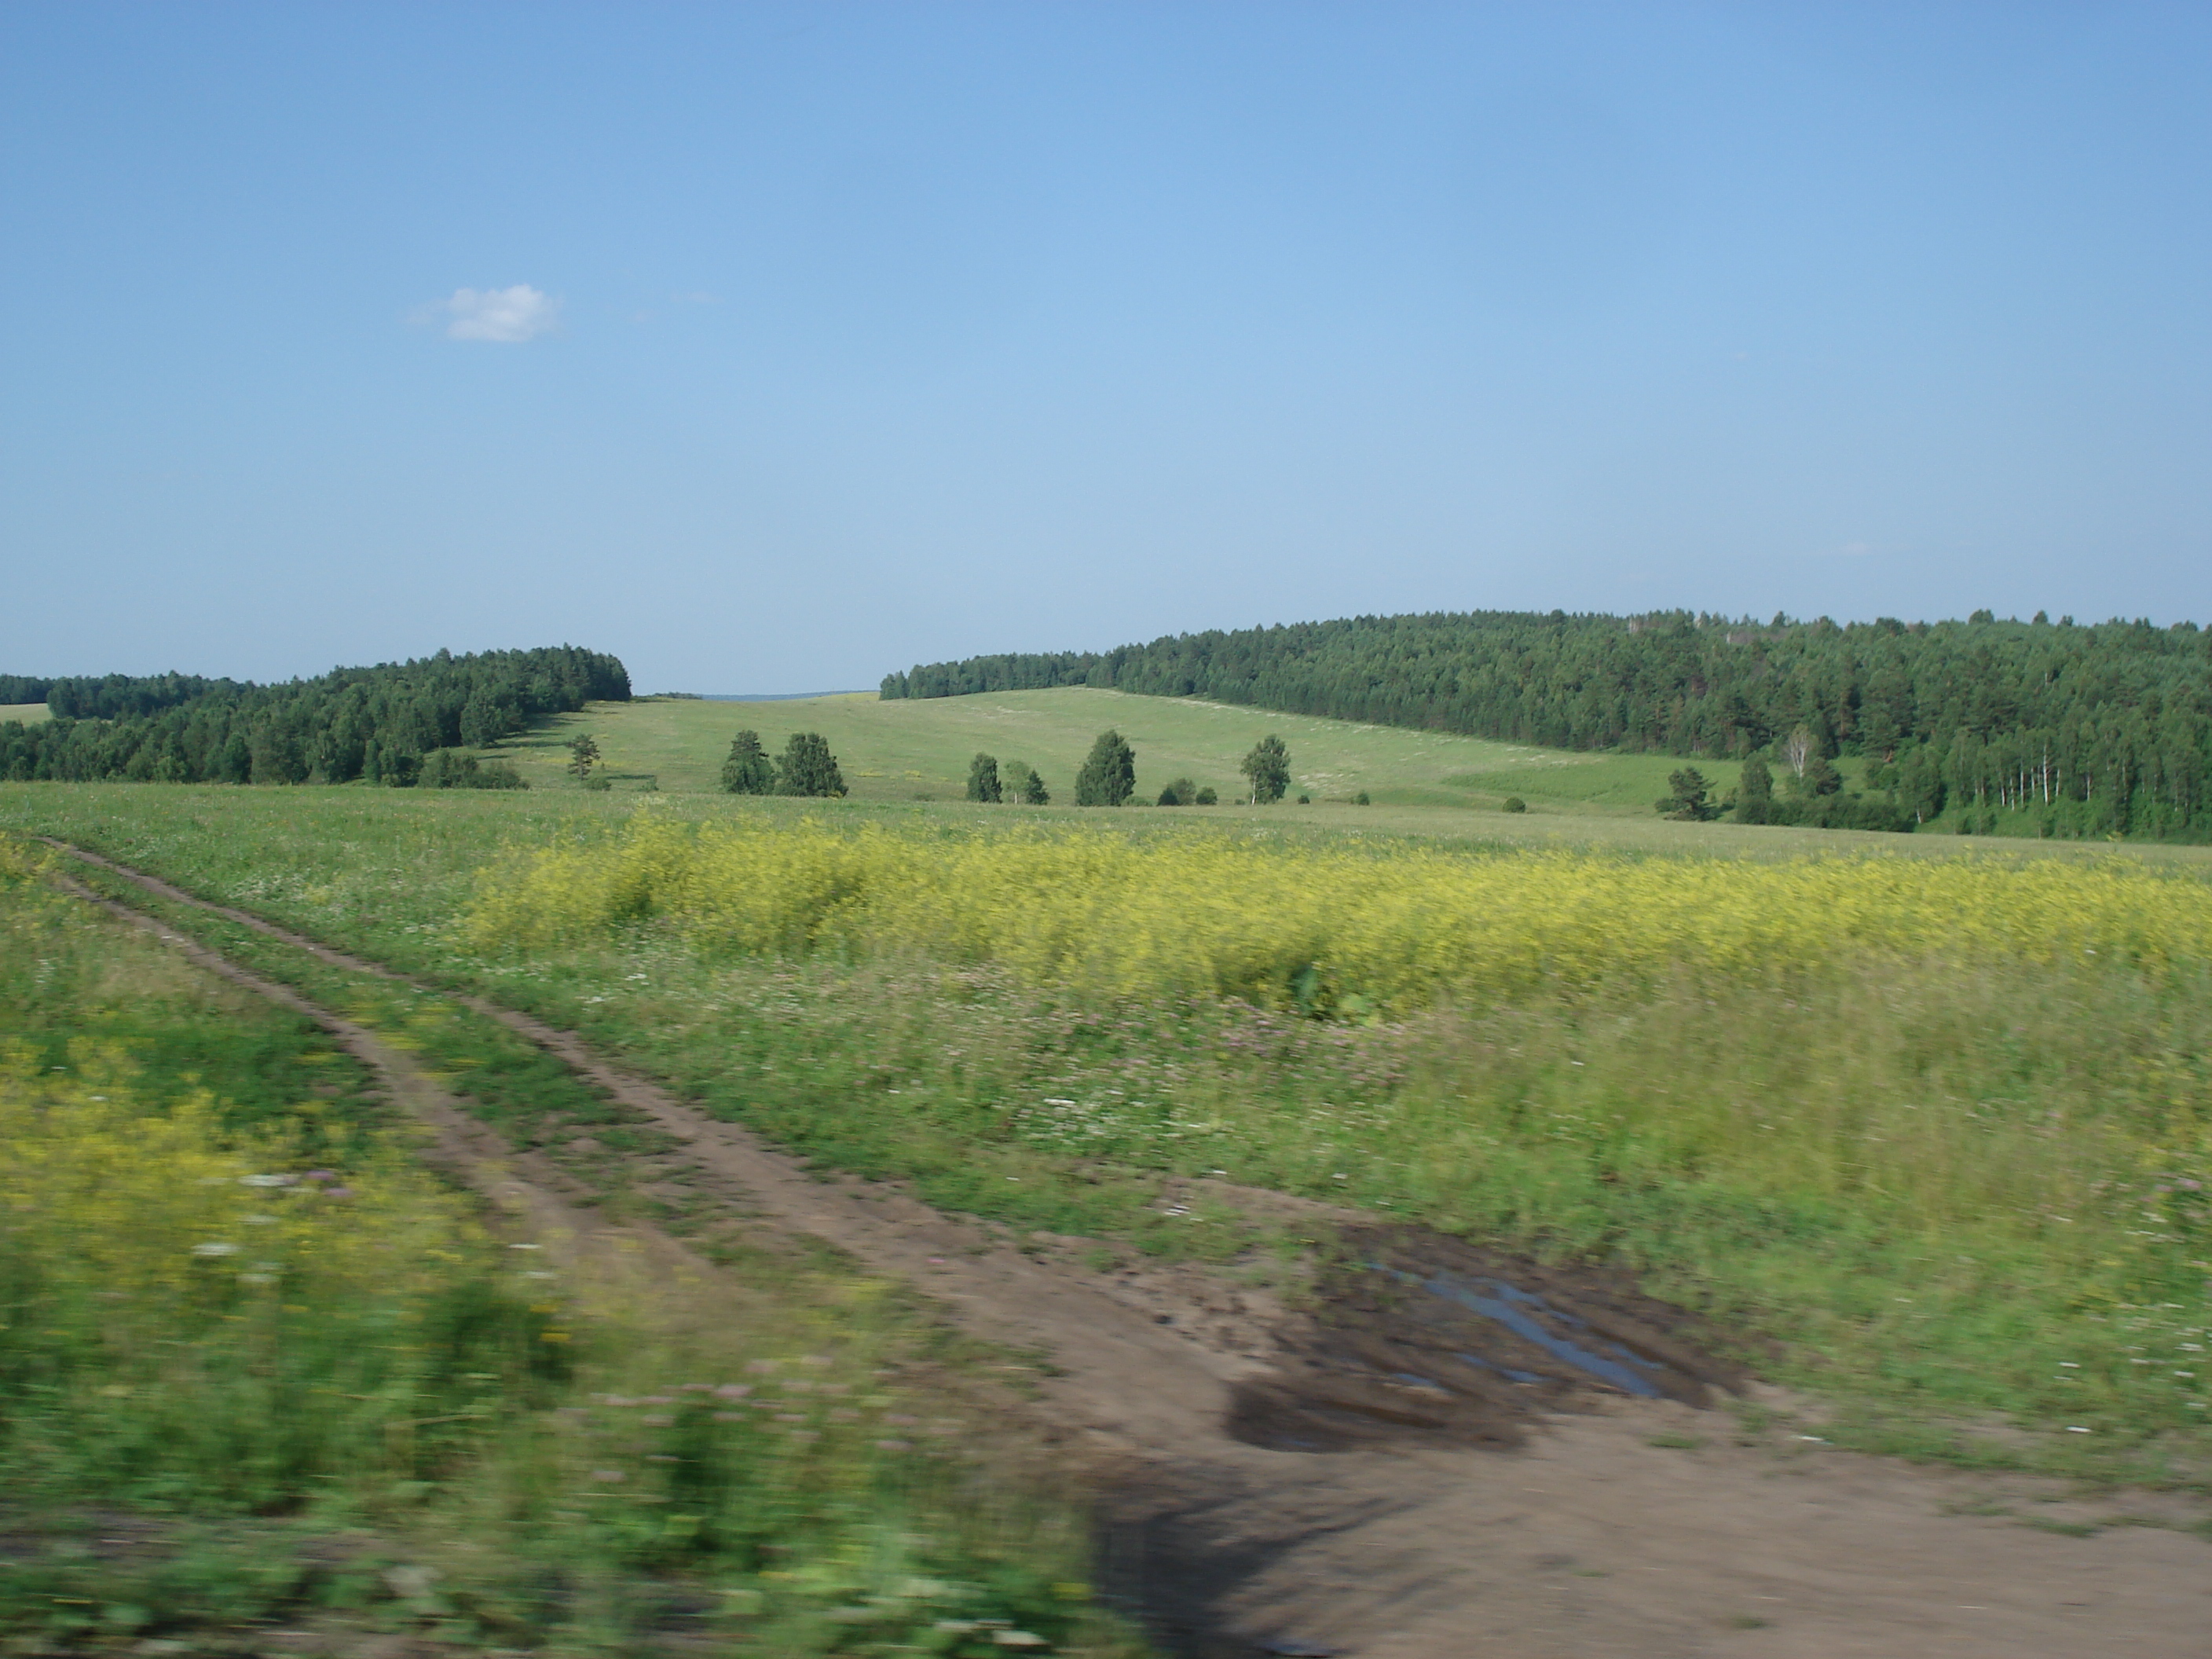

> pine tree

[
  {"left": 720, "top": 730, "right": 775, "bottom": 794},
  {"left": 566, "top": 733, "right": 600, "bottom": 782},
  {"left": 967, "top": 753, "right": 1003, "bottom": 802},
  {"left": 1658, "top": 767, "right": 1715, "bottom": 820},
  {"left": 1240, "top": 734, "right": 1291, "bottom": 804},
  {"left": 1074, "top": 730, "right": 1135, "bottom": 806},
  {"left": 775, "top": 732, "right": 847, "bottom": 797}
]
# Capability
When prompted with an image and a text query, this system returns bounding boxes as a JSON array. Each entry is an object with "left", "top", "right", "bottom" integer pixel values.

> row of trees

[
  {"left": 0, "top": 646, "right": 628, "bottom": 786},
  {"left": 882, "top": 610, "right": 2212, "bottom": 839},
  {"left": 958, "top": 731, "right": 1295, "bottom": 808},
  {"left": 718, "top": 731, "right": 848, "bottom": 797}
]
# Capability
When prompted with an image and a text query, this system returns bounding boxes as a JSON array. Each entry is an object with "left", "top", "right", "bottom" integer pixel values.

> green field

[
  {"left": 489, "top": 688, "right": 2212, "bottom": 865},
  {"left": 506, "top": 687, "right": 1708, "bottom": 811},
  {"left": 6, "top": 776, "right": 2212, "bottom": 1494},
  {"left": 0, "top": 701, "right": 49, "bottom": 724}
]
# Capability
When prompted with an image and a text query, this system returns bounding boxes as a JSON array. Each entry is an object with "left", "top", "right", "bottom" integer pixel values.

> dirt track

[{"left": 51, "top": 840, "right": 2212, "bottom": 1658}]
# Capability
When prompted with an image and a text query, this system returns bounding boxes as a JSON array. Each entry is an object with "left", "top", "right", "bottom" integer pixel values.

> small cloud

[{"left": 421, "top": 284, "right": 561, "bottom": 343}]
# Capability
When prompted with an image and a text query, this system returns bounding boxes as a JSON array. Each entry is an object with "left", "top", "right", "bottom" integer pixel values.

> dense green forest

[
  {"left": 0, "top": 646, "right": 627, "bottom": 786},
  {"left": 884, "top": 610, "right": 2212, "bottom": 837}
]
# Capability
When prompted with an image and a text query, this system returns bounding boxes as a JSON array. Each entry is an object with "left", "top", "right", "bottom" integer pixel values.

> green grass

[
  {"left": 478, "top": 688, "right": 2212, "bottom": 865},
  {"left": 0, "top": 701, "right": 50, "bottom": 725},
  {"left": 502, "top": 687, "right": 1723, "bottom": 814},
  {"left": 6, "top": 784, "right": 2212, "bottom": 1489},
  {"left": 0, "top": 846, "right": 1141, "bottom": 1657}
]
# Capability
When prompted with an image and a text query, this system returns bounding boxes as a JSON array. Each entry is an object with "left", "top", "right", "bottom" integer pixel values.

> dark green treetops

[
  {"left": 776, "top": 732, "right": 847, "bottom": 797},
  {"left": 1157, "top": 777, "right": 1197, "bottom": 806},
  {"left": 1240, "top": 735, "right": 1291, "bottom": 804},
  {"left": 720, "top": 730, "right": 775, "bottom": 795},
  {"left": 967, "top": 753, "right": 1003, "bottom": 803},
  {"left": 1658, "top": 767, "right": 1716, "bottom": 821},
  {"left": 1075, "top": 730, "right": 1135, "bottom": 806}
]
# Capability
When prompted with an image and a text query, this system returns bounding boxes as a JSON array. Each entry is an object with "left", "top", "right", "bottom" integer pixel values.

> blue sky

[{"left": 4, "top": 3, "right": 2209, "bottom": 692}]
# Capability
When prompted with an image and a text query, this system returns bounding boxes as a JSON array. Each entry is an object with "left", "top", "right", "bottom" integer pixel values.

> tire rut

[{"left": 42, "top": 840, "right": 2212, "bottom": 1659}]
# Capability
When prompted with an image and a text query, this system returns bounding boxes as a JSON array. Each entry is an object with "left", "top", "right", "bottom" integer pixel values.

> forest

[
  {"left": 0, "top": 646, "right": 627, "bottom": 786},
  {"left": 884, "top": 610, "right": 2212, "bottom": 838}
]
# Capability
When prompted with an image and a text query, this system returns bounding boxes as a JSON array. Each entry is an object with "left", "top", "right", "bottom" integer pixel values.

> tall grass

[{"left": 0, "top": 845, "right": 1126, "bottom": 1654}]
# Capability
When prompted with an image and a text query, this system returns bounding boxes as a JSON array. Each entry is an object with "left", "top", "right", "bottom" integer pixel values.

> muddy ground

[{"left": 52, "top": 842, "right": 2212, "bottom": 1658}]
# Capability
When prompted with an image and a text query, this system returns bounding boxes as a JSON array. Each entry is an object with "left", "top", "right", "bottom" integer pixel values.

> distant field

[
  {"left": 503, "top": 687, "right": 1798, "bottom": 814},
  {"left": 0, "top": 701, "right": 49, "bottom": 723}
]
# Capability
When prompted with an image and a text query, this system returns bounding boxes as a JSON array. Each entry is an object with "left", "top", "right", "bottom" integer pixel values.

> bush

[
  {"left": 1353, "top": 790, "right": 1371, "bottom": 806},
  {"left": 1193, "top": 786, "right": 1218, "bottom": 805},
  {"left": 1502, "top": 796, "right": 1526, "bottom": 813},
  {"left": 1158, "top": 776, "right": 1197, "bottom": 807},
  {"left": 419, "top": 751, "right": 528, "bottom": 790}
]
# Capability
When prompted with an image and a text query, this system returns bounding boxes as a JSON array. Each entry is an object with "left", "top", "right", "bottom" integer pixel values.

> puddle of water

[{"left": 1371, "top": 1264, "right": 1667, "bottom": 1398}]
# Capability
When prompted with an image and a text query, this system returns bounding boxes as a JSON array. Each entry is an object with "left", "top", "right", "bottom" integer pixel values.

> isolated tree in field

[
  {"left": 1194, "top": 785, "right": 1218, "bottom": 804},
  {"left": 566, "top": 732, "right": 600, "bottom": 782},
  {"left": 720, "top": 729, "right": 775, "bottom": 794},
  {"left": 1240, "top": 734, "right": 1291, "bottom": 804},
  {"left": 967, "top": 753, "right": 1003, "bottom": 803},
  {"left": 775, "top": 731, "right": 847, "bottom": 797},
  {"left": 1158, "top": 776, "right": 1196, "bottom": 806},
  {"left": 1075, "top": 730, "right": 1135, "bottom": 806},
  {"left": 1734, "top": 756, "right": 1774, "bottom": 823},
  {"left": 1002, "top": 760, "right": 1049, "bottom": 804},
  {"left": 1782, "top": 725, "right": 1815, "bottom": 781},
  {"left": 1657, "top": 767, "right": 1715, "bottom": 821}
]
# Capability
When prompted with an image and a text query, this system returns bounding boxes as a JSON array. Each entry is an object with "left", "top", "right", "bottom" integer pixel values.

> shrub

[{"left": 1502, "top": 796, "right": 1526, "bottom": 813}]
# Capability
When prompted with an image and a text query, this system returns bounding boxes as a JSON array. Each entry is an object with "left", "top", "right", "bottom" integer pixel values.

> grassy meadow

[
  {"left": 5, "top": 779, "right": 2212, "bottom": 1492},
  {"left": 0, "top": 702, "right": 50, "bottom": 724},
  {"left": 0, "top": 837, "right": 1137, "bottom": 1655},
  {"left": 500, "top": 687, "right": 1711, "bottom": 815}
]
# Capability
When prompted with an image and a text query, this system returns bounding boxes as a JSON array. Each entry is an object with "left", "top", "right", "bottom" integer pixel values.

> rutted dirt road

[{"left": 51, "top": 840, "right": 2212, "bottom": 1658}]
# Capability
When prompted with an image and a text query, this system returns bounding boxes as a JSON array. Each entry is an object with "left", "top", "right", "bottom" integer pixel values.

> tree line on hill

[
  {"left": 0, "top": 646, "right": 628, "bottom": 786},
  {"left": 881, "top": 610, "right": 2212, "bottom": 839},
  {"left": 717, "top": 727, "right": 1300, "bottom": 808}
]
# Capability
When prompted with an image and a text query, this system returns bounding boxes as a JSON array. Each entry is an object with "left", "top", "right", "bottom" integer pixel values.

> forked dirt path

[{"left": 49, "top": 840, "right": 2212, "bottom": 1659}]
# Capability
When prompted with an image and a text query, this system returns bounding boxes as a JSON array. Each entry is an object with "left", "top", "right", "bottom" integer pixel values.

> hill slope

[{"left": 885, "top": 610, "right": 2212, "bottom": 839}]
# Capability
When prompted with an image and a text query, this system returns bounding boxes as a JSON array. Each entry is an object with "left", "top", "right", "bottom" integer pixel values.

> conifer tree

[
  {"left": 967, "top": 753, "right": 1003, "bottom": 802},
  {"left": 1003, "top": 761, "right": 1049, "bottom": 804},
  {"left": 1074, "top": 730, "right": 1135, "bottom": 806},
  {"left": 720, "top": 730, "right": 775, "bottom": 794},
  {"left": 566, "top": 733, "right": 601, "bottom": 782},
  {"left": 775, "top": 731, "right": 847, "bottom": 797}
]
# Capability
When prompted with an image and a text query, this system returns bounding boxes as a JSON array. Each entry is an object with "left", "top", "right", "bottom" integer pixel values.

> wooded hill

[
  {"left": 0, "top": 646, "right": 628, "bottom": 786},
  {"left": 884, "top": 610, "right": 2212, "bottom": 838}
]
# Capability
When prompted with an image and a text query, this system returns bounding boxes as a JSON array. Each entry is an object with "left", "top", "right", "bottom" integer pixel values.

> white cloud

[{"left": 428, "top": 284, "right": 561, "bottom": 343}]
